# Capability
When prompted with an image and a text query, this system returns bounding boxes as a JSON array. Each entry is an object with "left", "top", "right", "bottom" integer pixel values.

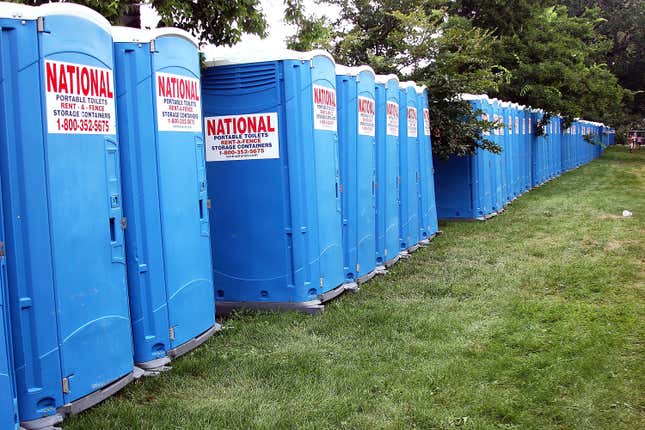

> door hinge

[
  {"left": 169, "top": 327, "right": 175, "bottom": 341},
  {"left": 121, "top": 217, "right": 127, "bottom": 230},
  {"left": 206, "top": 199, "right": 212, "bottom": 209},
  {"left": 37, "top": 17, "right": 44, "bottom": 32},
  {"left": 0, "top": 242, "right": 5, "bottom": 257},
  {"left": 319, "top": 277, "right": 324, "bottom": 288},
  {"left": 356, "top": 263, "right": 360, "bottom": 273},
  {"left": 149, "top": 40, "right": 155, "bottom": 53},
  {"left": 62, "top": 377, "right": 70, "bottom": 394},
  {"left": 338, "top": 183, "right": 343, "bottom": 193}
]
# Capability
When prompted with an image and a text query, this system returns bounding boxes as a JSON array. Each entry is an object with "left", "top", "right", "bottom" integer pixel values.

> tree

[
  {"left": 559, "top": 0, "right": 644, "bottom": 136},
  {"left": 285, "top": 0, "right": 505, "bottom": 157},
  {"left": 490, "top": 5, "right": 626, "bottom": 126},
  {"left": 15, "top": 0, "right": 267, "bottom": 46}
]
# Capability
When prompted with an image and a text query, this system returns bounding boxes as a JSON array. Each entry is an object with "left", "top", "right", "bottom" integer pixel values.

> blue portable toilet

[
  {"left": 202, "top": 49, "right": 350, "bottom": 313},
  {"left": 553, "top": 118, "right": 560, "bottom": 176},
  {"left": 518, "top": 105, "right": 530, "bottom": 193},
  {"left": 544, "top": 116, "right": 552, "bottom": 179},
  {"left": 561, "top": 121, "right": 570, "bottom": 173},
  {"left": 571, "top": 121, "right": 580, "bottom": 168},
  {"left": 0, "top": 3, "right": 139, "bottom": 428},
  {"left": 434, "top": 94, "right": 496, "bottom": 220},
  {"left": 0, "top": 142, "right": 18, "bottom": 430},
  {"left": 498, "top": 101, "right": 512, "bottom": 204},
  {"left": 398, "top": 83, "right": 421, "bottom": 252},
  {"left": 374, "top": 74, "right": 401, "bottom": 268},
  {"left": 112, "top": 27, "right": 217, "bottom": 371},
  {"left": 531, "top": 108, "right": 546, "bottom": 186},
  {"left": 336, "top": 65, "right": 378, "bottom": 284},
  {"left": 512, "top": 103, "right": 522, "bottom": 198},
  {"left": 500, "top": 101, "right": 512, "bottom": 202},
  {"left": 415, "top": 85, "right": 439, "bottom": 240},
  {"left": 489, "top": 98, "right": 505, "bottom": 211},
  {"left": 551, "top": 115, "right": 562, "bottom": 177}
]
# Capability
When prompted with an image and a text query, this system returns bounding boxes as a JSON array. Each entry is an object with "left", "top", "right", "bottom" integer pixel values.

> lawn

[{"left": 65, "top": 146, "right": 644, "bottom": 429}]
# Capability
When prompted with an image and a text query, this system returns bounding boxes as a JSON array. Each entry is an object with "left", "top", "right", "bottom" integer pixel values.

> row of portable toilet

[
  {"left": 0, "top": 3, "right": 217, "bottom": 429},
  {"left": 200, "top": 51, "right": 439, "bottom": 313},
  {"left": 434, "top": 94, "right": 610, "bottom": 220}
]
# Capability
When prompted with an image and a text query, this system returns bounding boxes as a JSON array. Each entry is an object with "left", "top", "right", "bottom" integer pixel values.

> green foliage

[
  {"left": 488, "top": 5, "right": 625, "bottom": 126},
  {"left": 559, "top": 0, "right": 645, "bottom": 137},
  {"left": 150, "top": 0, "right": 267, "bottom": 46},
  {"left": 286, "top": 0, "right": 504, "bottom": 157},
  {"left": 287, "top": 1, "right": 630, "bottom": 156},
  {"left": 284, "top": 0, "right": 332, "bottom": 51},
  {"left": 15, "top": 0, "right": 268, "bottom": 46}
]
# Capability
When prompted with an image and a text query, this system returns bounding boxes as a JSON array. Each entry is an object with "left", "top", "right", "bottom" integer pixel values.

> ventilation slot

[{"left": 202, "top": 64, "right": 278, "bottom": 92}]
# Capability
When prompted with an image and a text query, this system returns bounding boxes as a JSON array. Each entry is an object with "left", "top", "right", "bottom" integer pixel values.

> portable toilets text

[
  {"left": 204, "top": 113, "right": 280, "bottom": 162},
  {"left": 45, "top": 60, "right": 116, "bottom": 134},
  {"left": 156, "top": 72, "right": 202, "bottom": 132},
  {"left": 386, "top": 102, "right": 399, "bottom": 136}
]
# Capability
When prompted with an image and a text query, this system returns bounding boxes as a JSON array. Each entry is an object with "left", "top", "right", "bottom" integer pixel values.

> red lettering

[
  {"left": 257, "top": 116, "right": 267, "bottom": 133},
  {"left": 207, "top": 119, "right": 216, "bottom": 136},
  {"left": 246, "top": 116, "right": 257, "bottom": 133},
  {"left": 46, "top": 62, "right": 57, "bottom": 92}
]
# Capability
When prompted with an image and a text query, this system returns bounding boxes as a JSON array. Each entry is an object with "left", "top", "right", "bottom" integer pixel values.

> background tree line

[{"left": 15, "top": 0, "right": 643, "bottom": 155}]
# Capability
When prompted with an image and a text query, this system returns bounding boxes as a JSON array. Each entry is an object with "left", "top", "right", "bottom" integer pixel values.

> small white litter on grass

[{"left": 622, "top": 210, "right": 633, "bottom": 217}]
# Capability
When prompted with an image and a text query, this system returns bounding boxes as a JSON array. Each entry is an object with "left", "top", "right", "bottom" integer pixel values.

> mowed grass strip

[{"left": 65, "top": 146, "right": 644, "bottom": 429}]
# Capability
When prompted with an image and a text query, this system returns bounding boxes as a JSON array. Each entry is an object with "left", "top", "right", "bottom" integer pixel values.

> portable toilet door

[
  {"left": 399, "top": 83, "right": 421, "bottom": 252},
  {"left": 503, "top": 102, "right": 514, "bottom": 202},
  {"left": 512, "top": 103, "right": 522, "bottom": 197},
  {"left": 0, "top": 3, "right": 137, "bottom": 427},
  {"left": 545, "top": 117, "right": 552, "bottom": 179},
  {"left": 519, "top": 106, "right": 529, "bottom": 192},
  {"left": 336, "top": 65, "right": 378, "bottom": 284},
  {"left": 416, "top": 85, "right": 439, "bottom": 239},
  {"left": 374, "top": 74, "right": 401, "bottom": 268},
  {"left": 561, "top": 122, "right": 569, "bottom": 173},
  {"left": 374, "top": 79, "right": 386, "bottom": 269},
  {"left": 112, "top": 27, "right": 217, "bottom": 371},
  {"left": 553, "top": 118, "right": 560, "bottom": 175},
  {"left": 476, "top": 96, "right": 496, "bottom": 215},
  {"left": 0, "top": 168, "right": 18, "bottom": 430},
  {"left": 479, "top": 96, "right": 495, "bottom": 215},
  {"left": 202, "top": 49, "right": 347, "bottom": 313},
  {"left": 531, "top": 109, "right": 544, "bottom": 186},
  {"left": 498, "top": 101, "right": 510, "bottom": 204},
  {"left": 489, "top": 98, "right": 504, "bottom": 211}
]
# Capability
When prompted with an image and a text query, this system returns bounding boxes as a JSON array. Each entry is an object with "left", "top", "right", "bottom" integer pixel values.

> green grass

[{"left": 65, "top": 146, "right": 644, "bottom": 429}]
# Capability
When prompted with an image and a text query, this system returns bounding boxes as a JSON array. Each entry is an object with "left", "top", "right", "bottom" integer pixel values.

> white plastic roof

[
  {"left": 352, "top": 65, "right": 376, "bottom": 77},
  {"left": 38, "top": 2, "right": 112, "bottom": 34},
  {"left": 335, "top": 64, "right": 353, "bottom": 75},
  {"left": 112, "top": 26, "right": 149, "bottom": 43},
  {"left": 400, "top": 81, "right": 417, "bottom": 90},
  {"left": 460, "top": 93, "right": 488, "bottom": 101},
  {"left": 414, "top": 84, "right": 427, "bottom": 95},
  {"left": 0, "top": 2, "right": 36, "bottom": 20},
  {"left": 150, "top": 27, "right": 199, "bottom": 48},
  {"left": 375, "top": 74, "right": 399, "bottom": 85},
  {"left": 336, "top": 65, "right": 376, "bottom": 78},
  {"left": 206, "top": 48, "right": 335, "bottom": 67},
  {"left": 112, "top": 26, "right": 199, "bottom": 47}
]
